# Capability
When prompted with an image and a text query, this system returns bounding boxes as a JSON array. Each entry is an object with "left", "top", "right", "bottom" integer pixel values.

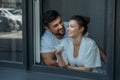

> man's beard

[
  {"left": 52, "top": 28, "right": 65, "bottom": 36},
  {"left": 55, "top": 33, "right": 65, "bottom": 36},
  {"left": 52, "top": 31, "right": 65, "bottom": 36}
]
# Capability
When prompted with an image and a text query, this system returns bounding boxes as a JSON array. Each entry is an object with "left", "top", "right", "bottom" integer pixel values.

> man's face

[{"left": 46, "top": 16, "right": 65, "bottom": 37}]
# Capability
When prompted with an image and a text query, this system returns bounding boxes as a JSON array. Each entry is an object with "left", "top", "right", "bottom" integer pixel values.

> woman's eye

[{"left": 70, "top": 25, "right": 74, "bottom": 28}]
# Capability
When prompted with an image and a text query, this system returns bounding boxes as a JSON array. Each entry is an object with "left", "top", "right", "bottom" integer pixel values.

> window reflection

[{"left": 0, "top": 0, "right": 22, "bottom": 62}]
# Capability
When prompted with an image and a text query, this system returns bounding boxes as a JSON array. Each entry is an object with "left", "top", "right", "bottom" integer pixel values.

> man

[{"left": 40, "top": 10, "right": 106, "bottom": 66}]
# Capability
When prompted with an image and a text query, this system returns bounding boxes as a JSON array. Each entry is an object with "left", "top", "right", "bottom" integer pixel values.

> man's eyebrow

[
  {"left": 53, "top": 23, "right": 58, "bottom": 27},
  {"left": 48, "top": 23, "right": 56, "bottom": 27}
]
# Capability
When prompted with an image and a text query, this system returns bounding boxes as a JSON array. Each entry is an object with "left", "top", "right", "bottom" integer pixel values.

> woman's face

[{"left": 68, "top": 20, "right": 83, "bottom": 38}]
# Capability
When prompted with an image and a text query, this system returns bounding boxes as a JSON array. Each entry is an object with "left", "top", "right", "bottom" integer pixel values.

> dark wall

[{"left": 43, "top": 0, "right": 106, "bottom": 50}]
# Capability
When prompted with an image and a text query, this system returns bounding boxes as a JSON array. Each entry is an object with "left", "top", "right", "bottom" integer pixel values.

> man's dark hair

[{"left": 43, "top": 10, "right": 61, "bottom": 27}]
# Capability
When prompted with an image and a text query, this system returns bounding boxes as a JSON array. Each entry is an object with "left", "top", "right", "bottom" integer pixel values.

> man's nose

[{"left": 58, "top": 24, "right": 63, "bottom": 29}]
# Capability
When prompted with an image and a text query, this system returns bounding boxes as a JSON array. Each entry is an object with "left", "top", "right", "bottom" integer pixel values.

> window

[
  {"left": 0, "top": 0, "right": 115, "bottom": 80},
  {"left": 31, "top": 0, "right": 115, "bottom": 80},
  {"left": 0, "top": 0, "right": 27, "bottom": 69}
]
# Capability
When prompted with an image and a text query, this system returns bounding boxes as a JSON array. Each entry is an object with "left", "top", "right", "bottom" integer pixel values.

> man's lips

[{"left": 58, "top": 28, "right": 64, "bottom": 32}]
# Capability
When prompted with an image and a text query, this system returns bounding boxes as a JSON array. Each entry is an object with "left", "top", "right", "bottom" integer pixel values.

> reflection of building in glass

[{"left": 0, "top": 0, "right": 22, "bottom": 9}]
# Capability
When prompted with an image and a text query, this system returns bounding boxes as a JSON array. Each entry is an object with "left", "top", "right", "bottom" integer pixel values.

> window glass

[
  {"left": 0, "top": 0, "right": 22, "bottom": 62},
  {"left": 34, "top": 0, "right": 107, "bottom": 75}
]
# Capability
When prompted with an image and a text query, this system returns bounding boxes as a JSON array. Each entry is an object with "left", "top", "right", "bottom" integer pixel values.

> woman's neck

[
  {"left": 72, "top": 34, "right": 82, "bottom": 58},
  {"left": 73, "top": 34, "right": 82, "bottom": 46}
]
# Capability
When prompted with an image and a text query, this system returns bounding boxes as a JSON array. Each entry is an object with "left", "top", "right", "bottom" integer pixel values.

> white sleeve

[
  {"left": 40, "top": 38, "right": 53, "bottom": 53},
  {"left": 84, "top": 42, "right": 101, "bottom": 68}
]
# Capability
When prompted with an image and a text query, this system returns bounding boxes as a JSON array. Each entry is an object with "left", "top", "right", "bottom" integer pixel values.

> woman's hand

[
  {"left": 54, "top": 45, "right": 64, "bottom": 56},
  {"left": 55, "top": 50, "right": 63, "bottom": 56},
  {"left": 54, "top": 50, "right": 67, "bottom": 68}
]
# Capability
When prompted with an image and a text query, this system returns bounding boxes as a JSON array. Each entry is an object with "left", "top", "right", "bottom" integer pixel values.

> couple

[{"left": 40, "top": 10, "right": 106, "bottom": 72}]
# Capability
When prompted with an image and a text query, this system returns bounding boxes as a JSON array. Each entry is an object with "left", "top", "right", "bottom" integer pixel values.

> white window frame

[{"left": 33, "top": 0, "right": 40, "bottom": 63}]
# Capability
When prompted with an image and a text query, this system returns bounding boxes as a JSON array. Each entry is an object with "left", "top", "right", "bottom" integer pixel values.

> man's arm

[
  {"left": 87, "top": 34, "right": 107, "bottom": 64},
  {"left": 98, "top": 46, "right": 107, "bottom": 64},
  {"left": 41, "top": 51, "right": 58, "bottom": 66}
]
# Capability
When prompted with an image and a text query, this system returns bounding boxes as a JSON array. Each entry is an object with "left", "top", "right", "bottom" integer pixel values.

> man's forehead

[{"left": 48, "top": 16, "right": 62, "bottom": 26}]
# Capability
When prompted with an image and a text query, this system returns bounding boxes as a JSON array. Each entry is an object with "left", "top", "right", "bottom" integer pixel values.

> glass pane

[
  {"left": 0, "top": 0, "right": 22, "bottom": 62},
  {"left": 35, "top": 0, "right": 107, "bottom": 75}
]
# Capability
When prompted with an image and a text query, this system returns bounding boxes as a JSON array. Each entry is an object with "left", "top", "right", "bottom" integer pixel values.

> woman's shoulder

[{"left": 83, "top": 37, "right": 96, "bottom": 46}]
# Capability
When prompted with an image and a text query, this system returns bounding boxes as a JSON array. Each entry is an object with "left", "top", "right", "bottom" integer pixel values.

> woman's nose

[{"left": 67, "top": 26, "right": 70, "bottom": 31}]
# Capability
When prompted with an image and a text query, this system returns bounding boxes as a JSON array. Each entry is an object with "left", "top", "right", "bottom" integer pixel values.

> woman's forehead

[{"left": 69, "top": 20, "right": 78, "bottom": 25}]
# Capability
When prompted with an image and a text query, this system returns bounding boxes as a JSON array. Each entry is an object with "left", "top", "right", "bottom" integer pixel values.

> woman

[{"left": 56, "top": 15, "right": 101, "bottom": 72}]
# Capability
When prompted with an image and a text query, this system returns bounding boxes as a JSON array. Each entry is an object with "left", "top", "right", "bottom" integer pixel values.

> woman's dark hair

[
  {"left": 70, "top": 15, "right": 90, "bottom": 35},
  {"left": 43, "top": 10, "right": 61, "bottom": 27}
]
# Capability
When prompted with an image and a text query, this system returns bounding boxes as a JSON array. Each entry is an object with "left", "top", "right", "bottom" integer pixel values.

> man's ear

[
  {"left": 44, "top": 26, "right": 48, "bottom": 30},
  {"left": 44, "top": 26, "right": 51, "bottom": 32}
]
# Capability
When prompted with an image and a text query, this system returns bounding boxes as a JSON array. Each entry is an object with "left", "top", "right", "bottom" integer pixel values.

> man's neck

[{"left": 56, "top": 35, "right": 64, "bottom": 39}]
